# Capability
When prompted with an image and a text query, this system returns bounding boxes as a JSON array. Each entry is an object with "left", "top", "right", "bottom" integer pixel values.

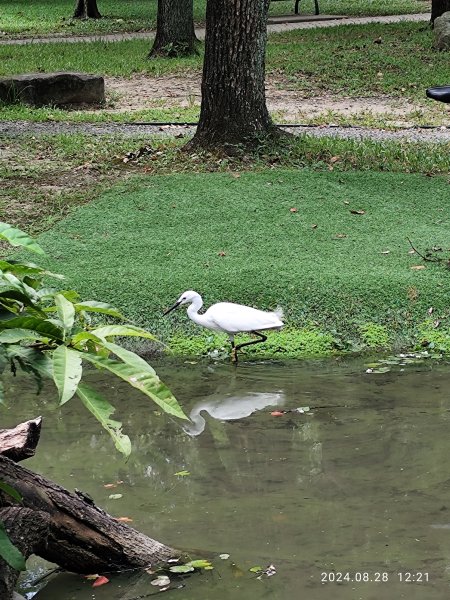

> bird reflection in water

[{"left": 183, "top": 391, "right": 285, "bottom": 436}]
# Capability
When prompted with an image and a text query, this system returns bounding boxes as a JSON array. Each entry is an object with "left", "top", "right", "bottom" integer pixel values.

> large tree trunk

[
  {"left": 73, "top": 0, "right": 102, "bottom": 19},
  {"left": 187, "top": 0, "right": 283, "bottom": 151},
  {"left": 0, "top": 419, "right": 181, "bottom": 600},
  {"left": 149, "top": 0, "right": 198, "bottom": 57},
  {"left": 431, "top": 0, "right": 450, "bottom": 25}
]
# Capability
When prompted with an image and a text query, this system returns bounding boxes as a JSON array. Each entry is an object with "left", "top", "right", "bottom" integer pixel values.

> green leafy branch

[{"left": 0, "top": 222, "right": 188, "bottom": 457}]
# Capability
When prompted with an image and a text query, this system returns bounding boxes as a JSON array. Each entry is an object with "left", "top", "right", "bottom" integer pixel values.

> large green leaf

[
  {"left": 0, "top": 317, "right": 63, "bottom": 341},
  {"left": 74, "top": 301, "right": 124, "bottom": 318},
  {"left": 0, "top": 260, "right": 63, "bottom": 280},
  {"left": 76, "top": 383, "right": 131, "bottom": 457},
  {"left": 0, "top": 289, "right": 40, "bottom": 313},
  {"left": 101, "top": 340, "right": 156, "bottom": 375},
  {"left": 0, "top": 481, "right": 22, "bottom": 503},
  {"left": 54, "top": 294, "right": 75, "bottom": 335},
  {"left": 5, "top": 345, "right": 53, "bottom": 379},
  {"left": 82, "top": 353, "right": 187, "bottom": 420},
  {"left": 0, "top": 329, "right": 46, "bottom": 344},
  {"left": 36, "top": 287, "right": 59, "bottom": 300},
  {"left": 52, "top": 345, "right": 83, "bottom": 405},
  {"left": 0, "top": 520, "right": 26, "bottom": 571},
  {"left": 0, "top": 222, "right": 45, "bottom": 255},
  {"left": 70, "top": 331, "right": 103, "bottom": 348},
  {"left": 91, "top": 325, "right": 157, "bottom": 341}
]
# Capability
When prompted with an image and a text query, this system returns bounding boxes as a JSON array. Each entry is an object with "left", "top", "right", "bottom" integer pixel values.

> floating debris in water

[{"left": 365, "top": 351, "right": 442, "bottom": 373}]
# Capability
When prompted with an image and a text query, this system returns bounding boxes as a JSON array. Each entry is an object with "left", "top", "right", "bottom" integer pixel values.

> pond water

[{"left": 4, "top": 356, "right": 450, "bottom": 600}]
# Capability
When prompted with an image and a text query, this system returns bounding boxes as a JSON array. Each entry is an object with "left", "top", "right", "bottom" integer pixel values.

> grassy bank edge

[
  {"left": 4, "top": 134, "right": 450, "bottom": 362},
  {"left": 2, "top": 132, "right": 449, "bottom": 238},
  {"left": 131, "top": 319, "right": 450, "bottom": 361}
]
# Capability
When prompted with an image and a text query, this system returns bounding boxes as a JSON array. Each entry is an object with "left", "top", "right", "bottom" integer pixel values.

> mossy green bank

[{"left": 30, "top": 167, "right": 450, "bottom": 360}]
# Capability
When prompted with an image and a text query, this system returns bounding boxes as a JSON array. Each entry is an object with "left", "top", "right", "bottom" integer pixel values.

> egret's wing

[{"left": 207, "top": 302, "right": 283, "bottom": 333}]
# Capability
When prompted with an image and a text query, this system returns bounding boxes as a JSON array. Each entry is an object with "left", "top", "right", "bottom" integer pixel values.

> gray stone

[
  {"left": 433, "top": 11, "right": 450, "bottom": 50},
  {"left": 0, "top": 72, "right": 104, "bottom": 107}
]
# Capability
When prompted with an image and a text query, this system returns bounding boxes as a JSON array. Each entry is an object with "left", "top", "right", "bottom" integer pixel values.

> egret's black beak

[{"left": 163, "top": 301, "right": 181, "bottom": 316}]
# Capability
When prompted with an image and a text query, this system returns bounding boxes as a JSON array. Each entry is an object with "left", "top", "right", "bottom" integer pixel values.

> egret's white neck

[{"left": 186, "top": 296, "right": 206, "bottom": 326}]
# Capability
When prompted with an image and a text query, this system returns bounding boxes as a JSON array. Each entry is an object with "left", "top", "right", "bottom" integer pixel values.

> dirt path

[{"left": 103, "top": 72, "right": 437, "bottom": 125}]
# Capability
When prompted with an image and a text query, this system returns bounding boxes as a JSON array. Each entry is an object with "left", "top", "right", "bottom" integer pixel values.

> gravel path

[
  {"left": 0, "top": 13, "right": 430, "bottom": 46},
  {"left": 1, "top": 120, "right": 449, "bottom": 144}
]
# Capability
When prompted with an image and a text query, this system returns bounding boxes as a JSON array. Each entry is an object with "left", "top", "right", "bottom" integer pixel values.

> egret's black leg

[
  {"left": 235, "top": 331, "right": 267, "bottom": 358},
  {"left": 230, "top": 337, "right": 238, "bottom": 363}
]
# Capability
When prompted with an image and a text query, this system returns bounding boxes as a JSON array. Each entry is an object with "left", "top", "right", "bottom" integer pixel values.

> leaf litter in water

[
  {"left": 92, "top": 575, "right": 109, "bottom": 587},
  {"left": 365, "top": 351, "right": 442, "bottom": 373},
  {"left": 271, "top": 407, "right": 311, "bottom": 417},
  {"left": 169, "top": 558, "right": 213, "bottom": 574},
  {"left": 169, "top": 565, "right": 195, "bottom": 574},
  {"left": 250, "top": 564, "right": 277, "bottom": 579},
  {"left": 151, "top": 575, "right": 171, "bottom": 587},
  {"left": 174, "top": 470, "right": 190, "bottom": 477},
  {"left": 249, "top": 566, "right": 264, "bottom": 574},
  {"left": 187, "top": 559, "right": 213, "bottom": 569}
]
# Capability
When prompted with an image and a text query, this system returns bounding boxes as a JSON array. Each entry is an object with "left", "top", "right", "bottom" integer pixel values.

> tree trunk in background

[
  {"left": 149, "top": 0, "right": 198, "bottom": 57},
  {"left": 73, "top": 0, "right": 102, "bottom": 19},
  {"left": 431, "top": 0, "right": 450, "bottom": 25},
  {"left": 187, "top": 0, "right": 284, "bottom": 151}
]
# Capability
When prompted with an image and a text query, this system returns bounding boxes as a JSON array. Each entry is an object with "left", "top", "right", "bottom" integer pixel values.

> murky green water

[{"left": 4, "top": 357, "right": 450, "bottom": 599}]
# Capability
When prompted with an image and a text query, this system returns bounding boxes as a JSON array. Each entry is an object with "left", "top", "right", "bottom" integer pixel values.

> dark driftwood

[
  {"left": 0, "top": 419, "right": 181, "bottom": 600},
  {"left": 0, "top": 455, "right": 178, "bottom": 572},
  {"left": 0, "top": 417, "right": 42, "bottom": 462},
  {"left": 0, "top": 506, "right": 50, "bottom": 600}
]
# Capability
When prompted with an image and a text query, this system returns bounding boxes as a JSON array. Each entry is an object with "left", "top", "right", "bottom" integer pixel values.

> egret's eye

[{"left": 182, "top": 297, "right": 186, "bottom": 301}]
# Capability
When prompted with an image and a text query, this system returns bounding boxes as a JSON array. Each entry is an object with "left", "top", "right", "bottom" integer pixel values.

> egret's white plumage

[{"left": 164, "top": 290, "right": 284, "bottom": 362}]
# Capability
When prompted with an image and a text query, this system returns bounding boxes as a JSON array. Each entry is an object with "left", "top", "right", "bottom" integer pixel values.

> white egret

[{"left": 163, "top": 290, "right": 284, "bottom": 362}]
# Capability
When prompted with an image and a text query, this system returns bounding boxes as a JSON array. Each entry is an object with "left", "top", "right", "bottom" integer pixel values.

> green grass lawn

[
  {"left": 0, "top": 0, "right": 427, "bottom": 37},
  {"left": 31, "top": 168, "right": 450, "bottom": 357},
  {"left": 267, "top": 21, "right": 447, "bottom": 99}
]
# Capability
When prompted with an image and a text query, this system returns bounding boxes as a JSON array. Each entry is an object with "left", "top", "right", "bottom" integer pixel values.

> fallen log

[
  {"left": 0, "top": 418, "right": 182, "bottom": 600},
  {"left": 0, "top": 417, "right": 42, "bottom": 462}
]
